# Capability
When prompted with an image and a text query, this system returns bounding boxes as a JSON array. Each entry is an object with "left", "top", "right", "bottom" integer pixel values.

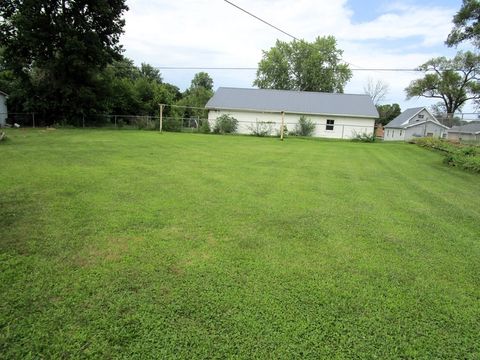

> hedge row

[{"left": 411, "top": 138, "right": 480, "bottom": 173}]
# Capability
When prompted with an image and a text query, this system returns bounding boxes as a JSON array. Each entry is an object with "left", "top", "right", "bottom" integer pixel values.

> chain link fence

[
  {"left": 1, "top": 112, "right": 378, "bottom": 140},
  {"left": 2, "top": 109, "right": 478, "bottom": 145},
  {"left": 0, "top": 112, "right": 208, "bottom": 132}
]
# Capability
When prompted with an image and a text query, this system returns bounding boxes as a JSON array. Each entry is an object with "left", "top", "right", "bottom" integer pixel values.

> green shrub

[
  {"left": 199, "top": 119, "right": 211, "bottom": 134},
  {"left": 213, "top": 114, "right": 238, "bottom": 134},
  {"left": 413, "top": 137, "right": 480, "bottom": 173},
  {"left": 163, "top": 117, "right": 182, "bottom": 132},
  {"left": 351, "top": 131, "right": 376, "bottom": 142},
  {"left": 248, "top": 121, "right": 274, "bottom": 137},
  {"left": 136, "top": 117, "right": 155, "bottom": 130},
  {"left": 295, "top": 116, "right": 315, "bottom": 136},
  {"left": 410, "top": 137, "right": 457, "bottom": 152}
]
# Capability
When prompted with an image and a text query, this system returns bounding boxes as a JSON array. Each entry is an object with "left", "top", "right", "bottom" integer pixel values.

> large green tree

[
  {"left": 253, "top": 36, "right": 352, "bottom": 93},
  {"left": 376, "top": 104, "right": 401, "bottom": 126},
  {"left": 405, "top": 51, "right": 480, "bottom": 120},
  {"left": 0, "top": 0, "right": 128, "bottom": 124},
  {"left": 190, "top": 72, "right": 214, "bottom": 91},
  {"left": 102, "top": 57, "right": 180, "bottom": 117},
  {"left": 446, "top": 0, "right": 480, "bottom": 47},
  {"left": 172, "top": 72, "right": 214, "bottom": 129},
  {"left": 140, "top": 63, "right": 163, "bottom": 84}
]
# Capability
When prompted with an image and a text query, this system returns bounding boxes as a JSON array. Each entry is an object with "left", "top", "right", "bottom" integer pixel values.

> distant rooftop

[
  {"left": 449, "top": 122, "right": 480, "bottom": 134},
  {"left": 205, "top": 87, "right": 378, "bottom": 118}
]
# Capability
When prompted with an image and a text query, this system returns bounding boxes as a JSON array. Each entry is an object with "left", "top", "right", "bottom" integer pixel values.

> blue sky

[
  {"left": 347, "top": 0, "right": 460, "bottom": 23},
  {"left": 121, "top": 0, "right": 477, "bottom": 116}
]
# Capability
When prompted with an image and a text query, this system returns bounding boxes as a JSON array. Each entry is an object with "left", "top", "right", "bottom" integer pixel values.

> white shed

[
  {"left": 0, "top": 90, "right": 7, "bottom": 127},
  {"left": 384, "top": 107, "right": 449, "bottom": 141},
  {"left": 205, "top": 87, "right": 378, "bottom": 139}
]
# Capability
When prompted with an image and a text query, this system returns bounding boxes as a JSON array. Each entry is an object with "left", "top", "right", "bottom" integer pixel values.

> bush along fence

[{"left": 411, "top": 137, "right": 480, "bottom": 173}]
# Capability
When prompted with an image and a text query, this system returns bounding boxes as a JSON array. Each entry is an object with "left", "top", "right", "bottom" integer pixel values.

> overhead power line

[
  {"left": 144, "top": 66, "right": 422, "bottom": 72},
  {"left": 152, "top": 66, "right": 257, "bottom": 70},
  {"left": 108, "top": 63, "right": 452, "bottom": 72},
  {"left": 223, "top": 0, "right": 299, "bottom": 41},
  {"left": 222, "top": 0, "right": 364, "bottom": 70}
]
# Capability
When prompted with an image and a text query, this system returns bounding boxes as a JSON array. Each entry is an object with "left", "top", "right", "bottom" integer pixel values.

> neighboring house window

[
  {"left": 427, "top": 132, "right": 433, "bottom": 137},
  {"left": 400, "top": 130, "right": 403, "bottom": 136},
  {"left": 326, "top": 119, "right": 334, "bottom": 131},
  {"left": 392, "top": 130, "right": 395, "bottom": 137},
  {"left": 418, "top": 115, "right": 424, "bottom": 119},
  {"left": 386, "top": 130, "right": 389, "bottom": 136}
]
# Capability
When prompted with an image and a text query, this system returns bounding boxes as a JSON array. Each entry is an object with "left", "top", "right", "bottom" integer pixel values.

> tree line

[{"left": 0, "top": 0, "right": 213, "bottom": 127}]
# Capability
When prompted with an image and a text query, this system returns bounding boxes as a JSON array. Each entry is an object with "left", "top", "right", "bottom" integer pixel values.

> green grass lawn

[{"left": 1, "top": 129, "right": 479, "bottom": 358}]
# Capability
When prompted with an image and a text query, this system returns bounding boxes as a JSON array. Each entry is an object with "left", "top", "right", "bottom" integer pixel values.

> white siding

[
  {"left": 404, "top": 122, "right": 446, "bottom": 141},
  {"left": 384, "top": 120, "right": 447, "bottom": 142},
  {"left": 447, "top": 132, "right": 480, "bottom": 142},
  {"left": 383, "top": 128, "right": 405, "bottom": 141},
  {"left": 207, "top": 109, "right": 375, "bottom": 139},
  {"left": 0, "top": 94, "right": 7, "bottom": 126}
]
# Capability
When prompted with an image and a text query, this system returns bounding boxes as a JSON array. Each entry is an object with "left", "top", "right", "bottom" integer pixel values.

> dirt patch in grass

[{"left": 73, "top": 236, "right": 144, "bottom": 267}]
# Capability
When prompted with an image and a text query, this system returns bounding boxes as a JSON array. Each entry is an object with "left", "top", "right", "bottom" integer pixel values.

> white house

[
  {"left": 205, "top": 87, "right": 378, "bottom": 139},
  {"left": 0, "top": 90, "right": 7, "bottom": 127},
  {"left": 384, "top": 107, "right": 449, "bottom": 141},
  {"left": 447, "top": 122, "right": 480, "bottom": 142}
]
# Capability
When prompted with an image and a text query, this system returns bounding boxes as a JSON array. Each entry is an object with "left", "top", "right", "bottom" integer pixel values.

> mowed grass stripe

[{"left": 0, "top": 129, "right": 479, "bottom": 358}]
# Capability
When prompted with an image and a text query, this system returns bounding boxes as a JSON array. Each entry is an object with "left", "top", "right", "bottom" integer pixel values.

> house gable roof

[
  {"left": 449, "top": 122, "right": 480, "bottom": 134},
  {"left": 404, "top": 120, "right": 449, "bottom": 130},
  {"left": 384, "top": 107, "right": 449, "bottom": 129},
  {"left": 0, "top": 90, "right": 8, "bottom": 97},
  {"left": 384, "top": 107, "right": 425, "bottom": 128},
  {"left": 205, "top": 87, "right": 379, "bottom": 118}
]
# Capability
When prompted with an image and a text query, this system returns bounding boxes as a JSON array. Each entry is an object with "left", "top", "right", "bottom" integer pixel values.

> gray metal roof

[
  {"left": 205, "top": 87, "right": 378, "bottom": 118},
  {"left": 384, "top": 107, "right": 424, "bottom": 128},
  {"left": 449, "top": 122, "right": 480, "bottom": 134}
]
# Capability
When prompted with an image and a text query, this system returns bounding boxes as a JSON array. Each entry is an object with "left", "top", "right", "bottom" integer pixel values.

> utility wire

[
  {"left": 110, "top": 63, "right": 462, "bottom": 72},
  {"left": 222, "top": 0, "right": 365, "bottom": 70},
  {"left": 223, "top": 0, "right": 299, "bottom": 41},
  {"left": 108, "top": 63, "right": 426, "bottom": 71},
  {"left": 150, "top": 66, "right": 422, "bottom": 72}
]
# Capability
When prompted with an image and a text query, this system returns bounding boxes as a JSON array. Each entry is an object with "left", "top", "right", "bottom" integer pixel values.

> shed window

[{"left": 326, "top": 119, "right": 334, "bottom": 131}]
